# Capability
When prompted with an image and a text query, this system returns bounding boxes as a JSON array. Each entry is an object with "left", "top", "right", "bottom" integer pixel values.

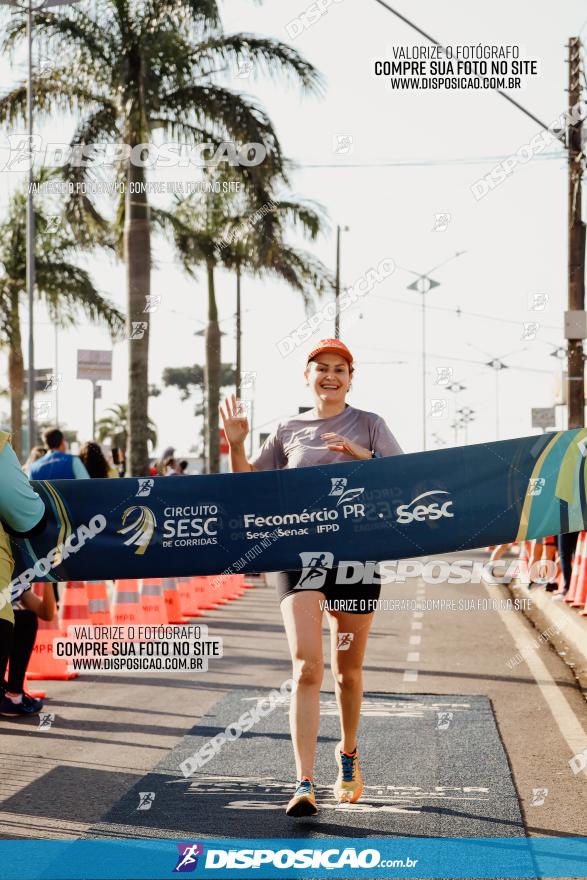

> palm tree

[
  {"left": 0, "top": 175, "right": 123, "bottom": 458},
  {"left": 0, "top": 2, "right": 323, "bottom": 475},
  {"left": 96, "top": 403, "right": 157, "bottom": 452},
  {"left": 161, "top": 179, "right": 333, "bottom": 472}
]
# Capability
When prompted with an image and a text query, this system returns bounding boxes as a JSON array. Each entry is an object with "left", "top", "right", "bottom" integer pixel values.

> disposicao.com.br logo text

[{"left": 199, "top": 845, "right": 418, "bottom": 870}]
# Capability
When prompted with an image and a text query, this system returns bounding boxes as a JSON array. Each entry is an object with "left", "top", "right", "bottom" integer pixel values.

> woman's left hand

[{"left": 321, "top": 432, "right": 372, "bottom": 460}]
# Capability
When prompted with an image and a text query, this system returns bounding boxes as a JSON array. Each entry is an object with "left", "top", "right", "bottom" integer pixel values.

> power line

[
  {"left": 356, "top": 349, "right": 553, "bottom": 374},
  {"left": 371, "top": 0, "right": 565, "bottom": 142},
  {"left": 369, "top": 293, "right": 563, "bottom": 331},
  {"left": 296, "top": 152, "right": 564, "bottom": 169}
]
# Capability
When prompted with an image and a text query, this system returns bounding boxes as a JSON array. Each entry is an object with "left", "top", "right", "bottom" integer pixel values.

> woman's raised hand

[{"left": 219, "top": 394, "right": 249, "bottom": 447}]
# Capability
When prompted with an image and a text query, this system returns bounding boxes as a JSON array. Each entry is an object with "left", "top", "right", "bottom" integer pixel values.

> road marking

[
  {"left": 414, "top": 611, "right": 424, "bottom": 619},
  {"left": 484, "top": 581, "right": 587, "bottom": 779},
  {"left": 409, "top": 635, "right": 422, "bottom": 645},
  {"left": 403, "top": 670, "right": 418, "bottom": 683},
  {"left": 411, "top": 621, "right": 423, "bottom": 630},
  {"left": 407, "top": 652, "right": 420, "bottom": 662}
]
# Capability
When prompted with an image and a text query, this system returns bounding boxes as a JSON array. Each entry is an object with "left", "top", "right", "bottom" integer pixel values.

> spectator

[
  {"left": 539, "top": 536, "right": 559, "bottom": 592},
  {"left": 162, "top": 456, "right": 180, "bottom": 475},
  {"left": 177, "top": 460, "right": 188, "bottom": 475},
  {"left": 554, "top": 531, "right": 580, "bottom": 598},
  {"left": 153, "top": 446, "right": 175, "bottom": 476},
  {"left": 79, "top": 441, "right": 118, "bottom": 478},
  {"left": 23, "top": 446, "right": 47, "bottom": 475},
  {"left": 28, "top": 428, "right": 89, "bottom": 480},
  {"left": 0, "top": 431, "right": 46, "bottom": 716},
  {"left": 0, "top": 584, "right": 55, "bottom": 717},
  {"left": 111, "top": 446, "right": 125, "bottom": 477}
]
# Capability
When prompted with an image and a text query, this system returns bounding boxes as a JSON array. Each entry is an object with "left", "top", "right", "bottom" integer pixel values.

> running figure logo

[
  {"left": 530, "top": 788, "right": 548, "bottom": 806},
  {"left": 137, "top": 791, "right": 155, "bottom": 811},
  {"left": 527, "top": 478, "right": 545, "bottom": 497},
  {"left": 136, "top": 478, "right": 154, "bottom": 498},
  {"left": 337, "top": 633, "right": 354, "bottom": 651},
  {"left": 173, "top": 844, "right": 204, "bottom": 873},
  {"left": 296, "top": 552, "right": 334, "bottom": 589}
]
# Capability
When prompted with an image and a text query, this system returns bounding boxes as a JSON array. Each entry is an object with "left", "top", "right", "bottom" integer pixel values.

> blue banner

[
  {"left": 1, "top": 837, "right": 586, "bottom": 879},
  {"left": 9, "top": 429, "right": 587, "bottom": 585}
]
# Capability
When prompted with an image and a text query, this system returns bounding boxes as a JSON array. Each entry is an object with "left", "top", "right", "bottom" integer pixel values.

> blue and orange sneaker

[
  {"left": 285, "top": 777, "right": 318, "bottom": 817},
  {"left": 334, "top": 744, "right": 363, "bottom": 803}
]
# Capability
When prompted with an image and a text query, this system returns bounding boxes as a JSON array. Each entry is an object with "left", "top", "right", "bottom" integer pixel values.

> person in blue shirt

[{"left": 28, "top": 427, "right": 90, "bottom": 480}]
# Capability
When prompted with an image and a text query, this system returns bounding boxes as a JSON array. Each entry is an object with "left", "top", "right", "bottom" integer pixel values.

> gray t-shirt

[{"left": 252, "top": 405, "right": 402, "bottom": 471}]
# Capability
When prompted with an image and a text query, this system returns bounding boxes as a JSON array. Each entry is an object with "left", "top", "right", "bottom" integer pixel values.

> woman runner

[{"left": 220, "top": 338, "right": 403, "bottom": 817}]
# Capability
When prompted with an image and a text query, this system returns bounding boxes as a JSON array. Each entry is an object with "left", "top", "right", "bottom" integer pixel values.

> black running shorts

[{"left": 274, "top": 567, "right": 381, "bottom": 614}]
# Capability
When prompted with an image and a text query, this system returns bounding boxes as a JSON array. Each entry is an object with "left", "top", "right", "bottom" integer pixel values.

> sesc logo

[
  {"left": 396, "top": 490, "right": 454, "bottom": 525},
  {"left": 118, "top": 505, "right": 157, "bottom": 554}
]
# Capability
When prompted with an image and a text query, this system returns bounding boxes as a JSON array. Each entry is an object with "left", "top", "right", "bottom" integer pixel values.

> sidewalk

[{"left": 506, "top": 571, "right": 587, "bottom": 692}]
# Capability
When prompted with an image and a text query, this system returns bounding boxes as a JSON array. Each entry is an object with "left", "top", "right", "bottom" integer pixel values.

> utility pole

[
  {"left": 334, "top": 225, "right": 349, "bottom": 338},
  {"left": 25, "top": 0, "right": 35, "bottom": 455},
  {"left": 566, "top": 36, "right": 585, "bottom": 429},
  {"left": 235, "top": 263, "right": 241, "bottom": 398}
]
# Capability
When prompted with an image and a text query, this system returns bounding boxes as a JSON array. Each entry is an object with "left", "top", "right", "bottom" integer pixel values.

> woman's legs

[
  {"left": 7, "top": 610, "right": 38, "bottom": 695},
  {"left": 280, "top": 590, "right": 325, "bottom": 780},
  {"left": 0, "top": 618, "right": 14, "bottom": 687},
  {"left": 327, "top": 610, "right": 375, "bottom": 753}
]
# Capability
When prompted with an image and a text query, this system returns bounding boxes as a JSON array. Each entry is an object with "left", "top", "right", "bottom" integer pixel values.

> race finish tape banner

[{"left": 9, "top": 428, "right": 587, "bottom": 588}]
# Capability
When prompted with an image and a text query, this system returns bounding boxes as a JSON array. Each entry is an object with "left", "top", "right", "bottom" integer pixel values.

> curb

[{"left": 506, "top": 577, "right": 587, "bottom": 693}]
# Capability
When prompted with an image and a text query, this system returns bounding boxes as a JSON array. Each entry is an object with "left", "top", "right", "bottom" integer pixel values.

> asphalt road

[{"left": 1, "top": 552, "right": 586, "bottom": 842}]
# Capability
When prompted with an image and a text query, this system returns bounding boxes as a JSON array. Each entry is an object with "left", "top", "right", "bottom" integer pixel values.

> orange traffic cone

[
  {"left": 24, "top": 674, "right": 46, "bottom": 698},
  {"left": 87, "top": 581, "right": 111, "bottom": 626},
  {"left": 26, "top": 584, "right": 78, "bottom": 681},
  {"left": 223, "top": 574, "right": 245, "bottom": 601},
  {"left": 140, "top": 578, "right": 169, "bottom": 625},
  {"left": 190, "top": 576, "right": 210, "bottom": 614},
  {"left": 199, "top": 574, "right": 227, "bottom": 609},
  {"left": 111, "top": 579, "right": 144, "bottom": 626},
  {"left": 60, "top": 581, "right": 92, "bottom": 632},
  {"left": 162, "top": 577, "right": 187, "bottom": 624},
  {"left": 566, "top": 532, "right": 586, "bottom": 604},
  {"left": 177, "top": 576, "right": 205, "bottom": 617}
]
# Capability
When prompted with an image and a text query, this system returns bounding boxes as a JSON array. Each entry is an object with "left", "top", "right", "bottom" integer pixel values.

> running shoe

[
  {"left": 334, "top": 744, "right": 363, "bottom": 804},
  {"left": 285, "top": 778, "right": 318, "bottom": 817},
  {"left": 0, "top": 693, "right": 43, "bottom": 716}
]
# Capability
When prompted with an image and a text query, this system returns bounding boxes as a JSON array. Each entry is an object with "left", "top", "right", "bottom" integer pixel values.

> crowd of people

[{"left": 0, "top": 426, "right": 189, "bottom": 719}]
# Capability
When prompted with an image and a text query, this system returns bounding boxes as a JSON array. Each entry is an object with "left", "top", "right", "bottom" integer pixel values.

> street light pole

[
  {"left": 457, "top": 406, "right": 475, "bottom": 446},
  {"left": 447, "top": 381, "right": 466, "bottom": 447},
  {"left": 334, "top": 225, "right": 349, "bottom": 339},
  {"left": 26, "top": 0, "right": 36, "bottom": 454},
  {"left": 405, "top": 251, "right": 466, "bottom": 451},
  {"left": 419, "top": 278, "right": 430, "bottom": 451},
  {"left": 1, "top": 0, "right": 81, "bottom": 454},
  {"left": 486, "top": 358, "right": 508, "bottom": 440}
]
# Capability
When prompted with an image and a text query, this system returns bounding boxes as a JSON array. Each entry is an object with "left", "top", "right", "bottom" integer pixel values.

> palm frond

[{"left": 192, "top": 33, "right": 324, "bottom": 95}]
